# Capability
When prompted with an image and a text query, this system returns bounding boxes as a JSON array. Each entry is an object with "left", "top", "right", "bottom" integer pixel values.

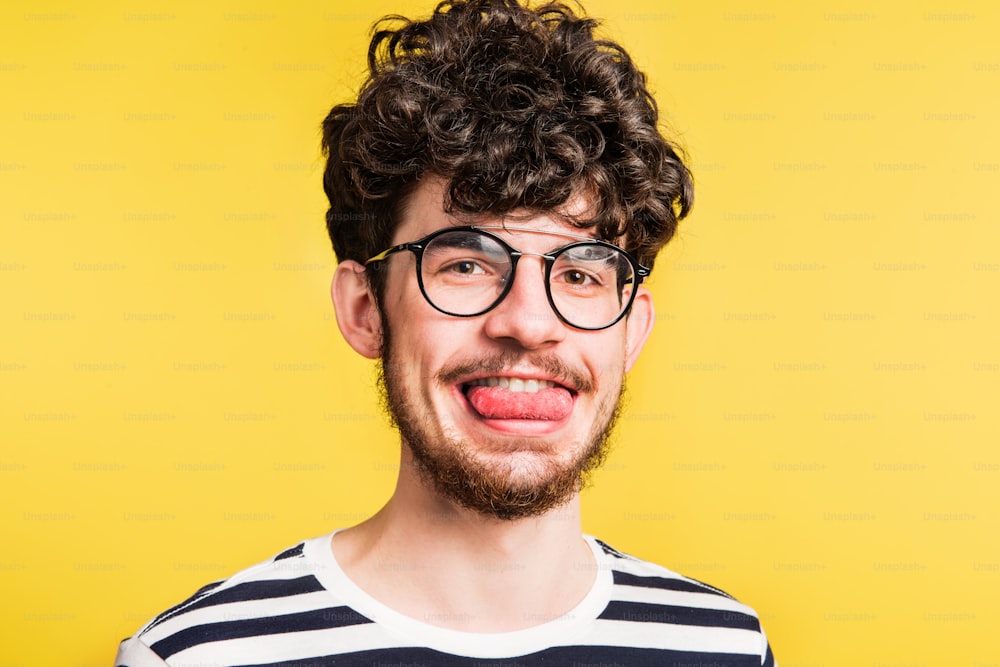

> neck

[{"left": 331, "top": 446, "right": 596, "bottom": 632}]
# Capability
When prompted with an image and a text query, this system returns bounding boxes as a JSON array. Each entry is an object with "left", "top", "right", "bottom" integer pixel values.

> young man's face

[{"left": 371, "top": 177, "right": 654, "bottom": 520}]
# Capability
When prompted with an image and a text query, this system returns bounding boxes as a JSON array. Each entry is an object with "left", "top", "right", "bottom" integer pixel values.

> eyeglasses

[{"left": 365, "top": 225, "right": 650, "bottom": 330}]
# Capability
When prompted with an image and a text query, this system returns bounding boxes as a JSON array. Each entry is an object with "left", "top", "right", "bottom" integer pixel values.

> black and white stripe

[{"left": 116, "top": 533, "right": 774, "bottom": 667}]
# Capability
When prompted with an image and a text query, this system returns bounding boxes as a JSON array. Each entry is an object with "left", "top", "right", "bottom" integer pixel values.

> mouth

[
  {"left": 459, "top": 375, "right": 576, "bottom": 421},
  {"left": 465, "top": 377, "right": 559, "bottom": 393}
]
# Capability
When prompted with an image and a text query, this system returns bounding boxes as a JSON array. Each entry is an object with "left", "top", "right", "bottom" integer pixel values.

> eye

[
  {"left": 554, "top": 267, "right": 600, "bottom": 287},
  {"left": 444, "top": 260, "right": 485, "bottom": 275}
]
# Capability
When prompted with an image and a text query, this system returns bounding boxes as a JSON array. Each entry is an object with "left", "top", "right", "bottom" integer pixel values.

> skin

[{"left": 330, "top": 176, "right": 655, "bottom": 632}]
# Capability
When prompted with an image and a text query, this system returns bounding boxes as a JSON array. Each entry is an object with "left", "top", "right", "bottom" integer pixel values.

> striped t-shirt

[{"left": 116, "top": 533, "right": 775, "bottom": 666}]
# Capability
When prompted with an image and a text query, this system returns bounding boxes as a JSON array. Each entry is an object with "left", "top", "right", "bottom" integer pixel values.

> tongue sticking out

[{"left": 465, "top": 385, "right": 573, "bottom": 421}]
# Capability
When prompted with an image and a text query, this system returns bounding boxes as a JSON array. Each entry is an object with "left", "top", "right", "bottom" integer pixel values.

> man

[{"left": 116, "top": 1, "right": 775, "bottom": 665}]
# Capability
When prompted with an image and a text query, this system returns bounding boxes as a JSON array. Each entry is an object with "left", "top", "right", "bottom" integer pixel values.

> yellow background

[{"left": 2, "top": 1, "right": 997, "bottom": 665}]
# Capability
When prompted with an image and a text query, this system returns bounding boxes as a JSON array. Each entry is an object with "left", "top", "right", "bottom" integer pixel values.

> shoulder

[
  {"left": 594, "top": 536, "right": 746, "bottom": 599},
  {"left": 116, "top": 534, "right": 364, "bottom": 665},
  {"left": 139, "top": 539, "right": 318, "bottom": 632},
  {"left": 588, "top": 536, "right": 775, "bottom": 665}
]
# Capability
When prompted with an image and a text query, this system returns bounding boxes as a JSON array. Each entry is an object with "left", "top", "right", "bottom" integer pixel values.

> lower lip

[{"left": 452, "top": 386, "right": 574, "bottom": 435}]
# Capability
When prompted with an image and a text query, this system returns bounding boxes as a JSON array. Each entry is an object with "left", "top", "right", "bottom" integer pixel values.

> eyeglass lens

[{"left": 418, "top": 230, "right": 635, "bottom": 329}]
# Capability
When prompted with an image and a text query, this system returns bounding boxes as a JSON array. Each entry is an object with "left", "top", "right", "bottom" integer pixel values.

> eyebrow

[{"left": 472, "top": 225, "right": 599, "bottom": 243}]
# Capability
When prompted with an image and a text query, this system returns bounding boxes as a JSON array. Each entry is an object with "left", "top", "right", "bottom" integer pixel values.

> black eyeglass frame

[{"left": 364, "top": 225, "right": 651, "bottom": 331}]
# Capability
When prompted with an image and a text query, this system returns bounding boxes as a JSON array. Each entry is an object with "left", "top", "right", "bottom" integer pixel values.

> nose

[{"left": 481, "top": 254, "right": 567, "bottom": 349}]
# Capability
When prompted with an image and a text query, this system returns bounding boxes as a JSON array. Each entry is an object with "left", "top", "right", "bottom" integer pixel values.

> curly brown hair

[{"left": 322, "top": 0, "right": 692, "bottom": 295}]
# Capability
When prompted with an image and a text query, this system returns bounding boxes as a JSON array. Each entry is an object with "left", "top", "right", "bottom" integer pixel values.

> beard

[{"left": 377, "top": 325, "right": 625, "bottom": 521}]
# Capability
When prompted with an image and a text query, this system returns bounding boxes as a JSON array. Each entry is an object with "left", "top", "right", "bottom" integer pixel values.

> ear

[
  {"left": 623, "top": 286, "right": 655, "bottom": 373},
  {"left": 331, "top": 260, "right": 382, "bottom": 359}
]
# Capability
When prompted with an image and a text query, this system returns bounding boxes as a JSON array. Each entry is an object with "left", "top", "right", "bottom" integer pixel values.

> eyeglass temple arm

[{"left": 365, "top": 243, "right": 411, "bottom": 265}]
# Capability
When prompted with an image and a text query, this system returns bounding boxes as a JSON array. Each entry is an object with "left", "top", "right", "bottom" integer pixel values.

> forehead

[{"left": 393, "top": 175, "right": 598, "bottom": 244}]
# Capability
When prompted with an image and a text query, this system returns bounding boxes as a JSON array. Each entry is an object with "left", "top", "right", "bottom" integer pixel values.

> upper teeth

[{"left": 469, "top": 377, "right": 555, "bottom": 393}]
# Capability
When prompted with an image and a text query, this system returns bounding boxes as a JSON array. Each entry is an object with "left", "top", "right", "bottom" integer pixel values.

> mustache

[{"left": 438, "top": 350, "right": 595, "bottom": 393}]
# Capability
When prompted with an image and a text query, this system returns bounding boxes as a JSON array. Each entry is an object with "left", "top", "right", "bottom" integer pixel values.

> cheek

[
  {"left": 383, "top": 311, "right": 457, "bottom": 390},
  {"left": 587, "top": 335, "right": 628, "bottom": 383}
]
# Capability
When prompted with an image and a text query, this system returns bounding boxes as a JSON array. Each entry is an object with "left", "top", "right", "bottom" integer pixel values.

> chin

[{"left": 478, "top": 449, "right": 566, "bottom": 479}]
